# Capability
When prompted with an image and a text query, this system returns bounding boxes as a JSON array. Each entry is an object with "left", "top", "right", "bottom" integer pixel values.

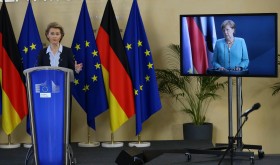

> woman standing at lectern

[
  {"left": 37, "top": 22, "right": 83, "bottom": 73},
  {"left": 212, "top": 20, "right": 249, "bottom": 71},
  {"left": 36, "top": 22, "right": 83, "bottom": 142}
]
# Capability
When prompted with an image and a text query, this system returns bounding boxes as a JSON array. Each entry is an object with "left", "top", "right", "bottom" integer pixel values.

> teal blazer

[{"left": 212, "top": 37, "right": 249, "bottom": 70}]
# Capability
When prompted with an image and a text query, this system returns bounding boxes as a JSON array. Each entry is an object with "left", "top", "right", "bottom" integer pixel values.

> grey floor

[{"left": 0, "top": 140, "right": 279, "bottom": 165}]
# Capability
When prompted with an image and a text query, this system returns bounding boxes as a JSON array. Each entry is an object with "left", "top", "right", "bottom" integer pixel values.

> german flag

[
  {"left": 96, "top": 0, "right": 135, "bottom": 133},
  {"left": 0, "top": 2, "right": 28, "bottom": 135}
]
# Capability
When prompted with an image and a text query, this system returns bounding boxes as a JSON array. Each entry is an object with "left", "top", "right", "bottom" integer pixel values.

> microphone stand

[{"left": 218, "top": 115, "right": 249, "bottom": 165}]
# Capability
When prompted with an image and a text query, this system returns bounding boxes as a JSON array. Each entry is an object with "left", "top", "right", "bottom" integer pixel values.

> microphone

[{"left": 241, "top": 103, "right": 261, "bottom": 117}]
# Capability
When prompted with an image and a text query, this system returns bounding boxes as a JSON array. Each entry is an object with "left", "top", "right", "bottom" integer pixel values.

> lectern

[{"left": 23, "top": 66, "right": 75, "bottom": 165}]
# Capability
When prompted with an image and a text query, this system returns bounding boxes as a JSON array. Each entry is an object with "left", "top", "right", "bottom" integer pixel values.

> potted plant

[{"left": 155, "top": 44, "right": 228, "bottom": 141}]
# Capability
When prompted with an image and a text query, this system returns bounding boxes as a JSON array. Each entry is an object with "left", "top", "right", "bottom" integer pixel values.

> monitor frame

[{"left": 180, "top": 13, "right": 278, "bottom": 77}]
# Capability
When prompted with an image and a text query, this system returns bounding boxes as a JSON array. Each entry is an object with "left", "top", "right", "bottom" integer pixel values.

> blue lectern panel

[{"left": 30, "top": 70, "right": 65, "bottom": 165}]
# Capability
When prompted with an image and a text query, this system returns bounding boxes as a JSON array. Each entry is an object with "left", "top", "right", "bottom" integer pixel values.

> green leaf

[{"left": 156, "top": 44, "right": 228, "bottom": 126}]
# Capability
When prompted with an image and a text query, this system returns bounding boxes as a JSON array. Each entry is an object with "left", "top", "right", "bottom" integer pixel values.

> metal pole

[
  {"left": 111, "top": 133, "right": 114, "bottom": 144},
  {"left": 138, "top": 135, "right": 141, "bottom": 144},
  {"left": 236, "top": 77, "right": 243, "bottom": 150},
  {"left": 87, "top": 127, "right": 91, "bottom": 144},
  {"left": 228, "top": 77, "right": 233, "bottom": 141},
  {"left": 65, "top": 71, "right": 71, "bottom": 165},
  {"left": 26, "top": 72, "right": 38, "bottom": 165}
]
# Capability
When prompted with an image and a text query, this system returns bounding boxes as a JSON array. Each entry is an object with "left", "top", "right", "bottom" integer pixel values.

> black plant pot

[{"left": 183, "top": 122, "right": 213, "bottom": 141}]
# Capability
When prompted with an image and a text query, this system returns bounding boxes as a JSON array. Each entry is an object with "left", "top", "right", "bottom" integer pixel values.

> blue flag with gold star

[
  {"left": 123, "top": 0, "right": 162, "bottom": 135},
  {"left": 71, "top": 0, "right": 108, "bottom": 130},
  {"left": 18, "top": 1, "right": 43, "bottom": 69},
  {"left": 18, "top": 1, "right": 43, "bottom": 135}
]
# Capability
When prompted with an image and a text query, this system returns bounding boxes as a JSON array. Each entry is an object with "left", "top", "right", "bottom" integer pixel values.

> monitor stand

[{"left": 185, "top": 77, "right": 264, "bottom": 165}]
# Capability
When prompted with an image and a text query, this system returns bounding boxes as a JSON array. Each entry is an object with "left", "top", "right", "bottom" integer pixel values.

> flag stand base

[
  {"left": 0, "top": 143, "right": 20, "bottom": 149},
  {"left": 101, "top": 141, "right": 123, "bottom": 148},
  {"left": 128, "top": 141, "right": 150, "bottom": 148},
  {"left": 78, "top": 127, "right": 100, "bottom": 147},
  {"left": 101, "top": 133, "right": 123, "bottom": 148},
  {"left": 128, "top": 135, "right": 151, "bottom": 147},
  {"left": 23, "top": 143, "right": 32, "bottom": 148},
  {"left": 78, "top": 142, "right": 100, "bottom": 147},
  {"left": 0, "top": 135, "right": 21, "bottom": 149}
]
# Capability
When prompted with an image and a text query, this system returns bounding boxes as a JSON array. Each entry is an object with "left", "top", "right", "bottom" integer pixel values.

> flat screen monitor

[{"left": 180, "top": 13, "right": 278, "bottom": 77}]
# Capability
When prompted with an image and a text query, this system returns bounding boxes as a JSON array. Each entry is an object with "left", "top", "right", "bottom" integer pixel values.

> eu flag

[
  {"left": 71, "top": 0, "right": 108, "bottom": 130},
  {"left": 123, "top": 0, "right": 162, "bottom": 135},
  {"left": 18, "top": 1, "right": 43, "bottom": 135},
  {"left": 18, "top": 1, "right": 43, "bottom": 69}
]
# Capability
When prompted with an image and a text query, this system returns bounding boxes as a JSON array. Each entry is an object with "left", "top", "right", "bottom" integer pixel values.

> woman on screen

[{"left": 212, "top": 20, "right": 249, "bottom": 71}]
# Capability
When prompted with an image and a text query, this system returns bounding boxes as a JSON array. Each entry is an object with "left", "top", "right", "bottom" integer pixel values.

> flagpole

[
  {"left": 0, "top": 134, "right": 21, "bottom": 149},
  {"left": 78, "top": 126, "right": 100, "bottom": 147},
  {"left": 124, "top": 0, "right": 162, "bottom": 149},
  {"left": 101, "top": 132, "right": 123, "bottom": 148},
  {"left": 128, "top": 134, "right": 150, "bottom": 148}
]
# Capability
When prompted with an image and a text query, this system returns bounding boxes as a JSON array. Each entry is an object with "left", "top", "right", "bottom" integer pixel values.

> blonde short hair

[
  {"left": 45, "top": 22, "right": 65, "bottom": 42},
  {"left": 221, "top": 20, "right": 236, "bottom": 31}
]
